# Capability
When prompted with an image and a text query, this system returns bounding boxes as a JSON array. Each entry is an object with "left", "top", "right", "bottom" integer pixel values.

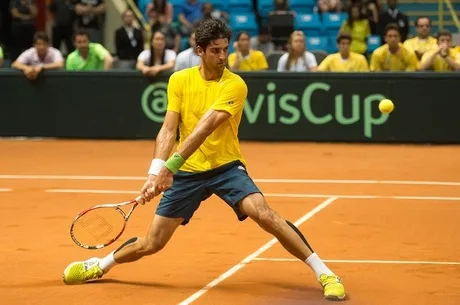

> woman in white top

[
  {"left": 137, "top": 31, "right": 176, "bottom": 77},
  {"left": 277, "top": 31, "right": 318, "bottom": 72}
]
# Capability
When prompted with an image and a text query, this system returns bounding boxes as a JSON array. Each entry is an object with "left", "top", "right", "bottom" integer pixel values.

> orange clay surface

[{"left": 0, "top": 140, "right": 460, "bottom": 305}]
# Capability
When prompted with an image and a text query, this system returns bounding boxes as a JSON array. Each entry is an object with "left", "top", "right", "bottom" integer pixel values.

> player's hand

[
  {"left": 140, "top": 174, "right": 157, "bottom": 203},
  {"left": 153, "top": 167, "right": 173, "bottom": 196}
]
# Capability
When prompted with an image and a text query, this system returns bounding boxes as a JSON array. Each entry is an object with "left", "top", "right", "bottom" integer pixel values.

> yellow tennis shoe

[
  {"left": 63, "top": 257, "right": 104, "bottom": 285},
  {"left": 319, "top": 274, "right": 346, "bottom": 301}
]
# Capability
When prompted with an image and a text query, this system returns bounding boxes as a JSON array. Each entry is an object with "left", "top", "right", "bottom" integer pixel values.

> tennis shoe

[
  {"left": 63, "top": 257, "right": 104, "bottom": 285},
  {"left": 318, "top": 273, "right": 346, "bottom": 301}
]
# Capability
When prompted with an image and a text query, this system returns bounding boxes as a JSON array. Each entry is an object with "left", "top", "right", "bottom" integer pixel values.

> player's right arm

[{"left": 141, "top": 73, "right": 182, "bottom": 201}]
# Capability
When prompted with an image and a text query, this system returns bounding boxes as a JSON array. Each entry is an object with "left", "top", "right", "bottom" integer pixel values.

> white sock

[
  {"left": 98, "top": 252, "right": 118, "bottom": 273},
  {"left": 305, "top": 253, "right": 334, "bottom": 280}
]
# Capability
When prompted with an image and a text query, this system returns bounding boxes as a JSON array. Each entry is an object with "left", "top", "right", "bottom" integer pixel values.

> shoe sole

[{"left": 325, "top": 294, "right": 346, "bottom": 301}]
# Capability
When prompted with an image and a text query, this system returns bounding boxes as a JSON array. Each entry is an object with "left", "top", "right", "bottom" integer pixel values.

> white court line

[
  {"left": 1, "top": 174, "right": 460, "bottom": 186},
  {"left": 0, "top": 188, "right": 12, "bottom": 192},
  {"left": 45, "top": 189, "right": 460, "bottom": 201},
  {"left": 176, "top": 196, "right": 338, "bottom": 305},
  {"left": 253, "top": 258, "right": 460, "bottom": 265}
]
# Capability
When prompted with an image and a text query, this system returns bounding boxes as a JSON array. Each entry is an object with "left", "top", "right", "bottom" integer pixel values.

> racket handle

[{"left": 135, "top": 196, "right": 146, "bottom": 205}]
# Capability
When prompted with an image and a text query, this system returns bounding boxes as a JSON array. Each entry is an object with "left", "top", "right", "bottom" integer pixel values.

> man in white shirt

[
  {"left": 174, "top": 30, "right": 201, "bottom": 71},
  {"left": 12, "top": 31, "right": 64, "bottom": 80}
]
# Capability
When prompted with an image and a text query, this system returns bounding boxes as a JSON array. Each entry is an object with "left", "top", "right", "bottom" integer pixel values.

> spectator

[
  {"left": 12, "top": 32, "right": 64, "bottom": 80},
  {"left": 48, "top": 0, "right": 75, "bottom": 56},
  {"left": 318, "top": 33, "right": 369, "bottom": 71},
  {"left": 339, "top": 4, "right": 371, "bottom": 55},
  {"left": 151, "top": 10, "right": 180, "bottom": 54},
  {"left": 370, "top": 23, "right": 417, "bottom": 71},
  {"left": 174, "top": 29, "right": 201, "bottom": 71},
  {"left": 228, "top": 31, "right": 268, "bottom": 71},
  {"left": 201, "top": 2, "right": 228, "bottom": 23},
  {"left": 115, "top": 9, "right": 144, "bottom": 60},
  {"left": 250, "top": 25, "right": 275, "bottom": 56},
  {"left": 74, "top": 0, "right": 105, "bottom": 43},
  {"left": 66, "top": 30, "right": 113, "bottom": 71},
  {"left": 10, "top": 0, "right": 37, "bottom": 61},
  {"left": 146, "top": 0, "right": 173, "bottom": 23},
  {"left": 403, "top": 16, "right": 437, "bottom": 62},
  {"left": 179, "top": 0, "right": 203, "bottom": 36},
  {"left": 377, "top": 0, "right": 408, "bottom": 43},
  {"left": 419, "top": 31, "right": 460, "bottom": 71},
  {"left": 316, "top": 0, "right": 343, "bottom": 13},
  {"left": 136, "top": 31, "right": 176, "bottom": 77},
  {"left": 277, "top": 31, "right": 318, "bottom": 72},
  {"left": 0, "top": 45, "right": 3, "bottom": 67}
]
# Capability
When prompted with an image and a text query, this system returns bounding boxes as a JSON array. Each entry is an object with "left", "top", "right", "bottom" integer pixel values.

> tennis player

[{"left": 63, "top": 19, "right": 345, "bottom": 301}]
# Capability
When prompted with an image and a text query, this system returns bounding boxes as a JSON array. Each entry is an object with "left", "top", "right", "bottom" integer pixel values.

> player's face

[
  {"left": 338, "top": 39, "right": 351, "bottom": 54},
  {"left": 34, "top": 39, "right": 49, "bottom": 58},
  {"left": 123, "top": 10, "right": 134, "bottom": 26},
  {"left": 237, "top": 33, "right": 250, "bottom": 53},
  {"left": 385, "top": 29, "right": 400, "bottom": 48},
  {"left": 198, "top": 38, "right": 229, "bottom": 72},
  {"left": 75, "top": 34, "right": 89, "bottom": 53},
  {"left": 416, "top": 18, "right": 430, "bottom": 38},
  {"left": 438, "top": 35, "right": 452, "bottom": 48}
]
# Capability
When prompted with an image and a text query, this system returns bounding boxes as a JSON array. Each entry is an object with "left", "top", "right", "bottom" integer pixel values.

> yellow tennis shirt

[
  {"left": 228, "top": 50, "right": 268, "bottom": 71},
  {"left": 167, "top": 66, "right": 248, "bottom": 172},
  {"left": 318, "top": 52, "right": 369, "bottom": 72},
  {"left": 370, "top": 43, "right": 418, "bottom": 71}
]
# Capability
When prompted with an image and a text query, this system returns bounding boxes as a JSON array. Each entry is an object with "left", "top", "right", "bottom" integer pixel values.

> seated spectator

[
  {"left": 228, "top": 31, "right": 268, "bottom": 71},
  {"left": 12, "top": 32, "right": 64, "bottom": 80},
  {"left": 174, "top": 29, "right": 201, "bottom": 71},
  {"left": 419, "top": 31, "right": 460, "bottom": 71},
  {"left": 115, "top": 9, "right": 144, "bottom": 60},
  {"left": 403, "top": 16, "right": 437, "bottom": 62},
  {"left": 377, "top": 0, "right": 408, "bottom": 43},
  {"left": 316, "top": 0, "right": 343, "bottom": 13},
  {"left": 201, "top": 2, "right": 228, "bottom": 23},
  {"left": 0, "top": 46, "right": 3, "bottom": 67},
  {"left": 179, "top": 0, "right": 203, "bottom": 36},
  {"left": 151, "top": 10, "right": 180, "bottom": 54},
  {"left": 146, "top": 0, "right": 173, "bottom": 23},
  {"left": 66, "top": 30, "right": 113, "bottom": 71},
  {"left": 370, "top": 23, "right": 417, "bottom": 71},
  {"left": 277, "top": 31, "right": 318, "bottom": 72},
  {"left": 318, "top": 33, "right": 369, "bottom": 71},
  {"left": 136, "top": 30, "right": 176, "bottom": 77},
  {"left": 251, "top": 25, "right": 275, "bottom": 56},
  {"left": 339, "top": 4, "right": 371, "bottom": 55}
]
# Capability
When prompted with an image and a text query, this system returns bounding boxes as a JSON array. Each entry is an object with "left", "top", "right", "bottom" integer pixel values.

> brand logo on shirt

[{"left": 228, "top": 101, "right": 234, "bottom": 106}]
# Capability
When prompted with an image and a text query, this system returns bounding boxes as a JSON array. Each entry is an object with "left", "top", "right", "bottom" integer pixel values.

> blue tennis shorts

[{"left": 156, "top": 160, "right": 262, "bottom": 225}]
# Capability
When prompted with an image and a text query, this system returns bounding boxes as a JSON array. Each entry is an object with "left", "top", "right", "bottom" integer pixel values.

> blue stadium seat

[
  {"left": 168, "top": 0, "right": 184, "bottom": 22},
  {"left": 230, "top": 13, "right": 259, "bottom": 36},
  {"left": 327, "top": 36, "right": 338, "bottom": 53},
  {"left": 289, "top": 0, "right": 315, "bottom": 13},
  {"left": 180, "top": 37, "right": 190, "bottom": 51},
  {"left": 322, "top": 12, "right": 347, "bottom": 36},
  {"left": 207, "top": 0, "right": 228, "bottom": 12},
  {"left": 257, "top": 0, "right": 274, "bottom": 18},
  {"left": 367, "top": 35, "right": 381, "bottom": 52},
  {"left": 228, "top": 0, "right": 253, "bottom": 13},
  {"left": 306, "top": 36, "right": 329, "bottom": 52},
  {"left": 295, "top": 13, "right": 322, "bottom": 36}
]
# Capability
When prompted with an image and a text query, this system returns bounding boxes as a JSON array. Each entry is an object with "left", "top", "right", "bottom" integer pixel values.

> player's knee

[
  {"left": 258, "top": 209, "right": 283, "bottom": 233},
  {"left": 138, "top": 237, "right": 165, "bottom": 256}
]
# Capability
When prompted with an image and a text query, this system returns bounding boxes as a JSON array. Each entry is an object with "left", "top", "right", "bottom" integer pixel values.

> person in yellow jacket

[
  {"left": 339, "top": 4, "right": 371, "bottom": 55},
  {"left": 318, "top": 33, "right": 369, "bottom": 72},
  {"left": 403, "top": 16, "right": 437, "bottom": 62},
  {"left": 370, "top": 23, "right": 418, "bottom": 71}
]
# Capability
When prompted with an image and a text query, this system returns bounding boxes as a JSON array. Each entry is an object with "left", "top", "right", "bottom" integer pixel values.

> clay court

[{"left": 1, "top": 140, "right": 459, "bottom": 305}]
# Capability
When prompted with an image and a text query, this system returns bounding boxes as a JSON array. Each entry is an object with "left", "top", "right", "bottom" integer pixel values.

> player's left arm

[{"left": 443, "top": 53, "right": 460, "bottom": 70}]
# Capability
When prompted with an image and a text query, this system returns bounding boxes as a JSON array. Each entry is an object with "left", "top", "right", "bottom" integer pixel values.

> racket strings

[{"left": 73, "top": 208, "right": 125, "bottom": 246}]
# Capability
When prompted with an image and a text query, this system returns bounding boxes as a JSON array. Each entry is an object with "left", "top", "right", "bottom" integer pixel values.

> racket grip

[{"left": 135, "top": 196, "right": 146, "bottom": 205}]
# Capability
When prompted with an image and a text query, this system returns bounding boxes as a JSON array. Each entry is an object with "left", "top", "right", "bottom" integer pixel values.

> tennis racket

[{"left": 70, "top": 195, "right": 145, "bottom": 250}]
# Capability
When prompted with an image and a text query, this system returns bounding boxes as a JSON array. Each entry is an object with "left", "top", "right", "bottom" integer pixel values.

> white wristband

[{"left": 148, "top": 158, "right": 165, "bottom": 175}]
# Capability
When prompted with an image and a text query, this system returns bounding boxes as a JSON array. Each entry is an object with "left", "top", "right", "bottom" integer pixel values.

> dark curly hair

[{"left": 195, "top": 18, "right": 232, "bottom": 51}]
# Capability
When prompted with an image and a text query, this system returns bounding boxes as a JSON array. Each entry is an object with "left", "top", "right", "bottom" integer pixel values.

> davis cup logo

[{"left": 141, "top": 82, "right": 168, "bottom": 123}]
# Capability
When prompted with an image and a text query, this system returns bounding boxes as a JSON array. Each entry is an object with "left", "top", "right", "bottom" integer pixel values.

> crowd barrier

[{"left": 1, "top": 70, "right": 459, "bottom": 143}]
